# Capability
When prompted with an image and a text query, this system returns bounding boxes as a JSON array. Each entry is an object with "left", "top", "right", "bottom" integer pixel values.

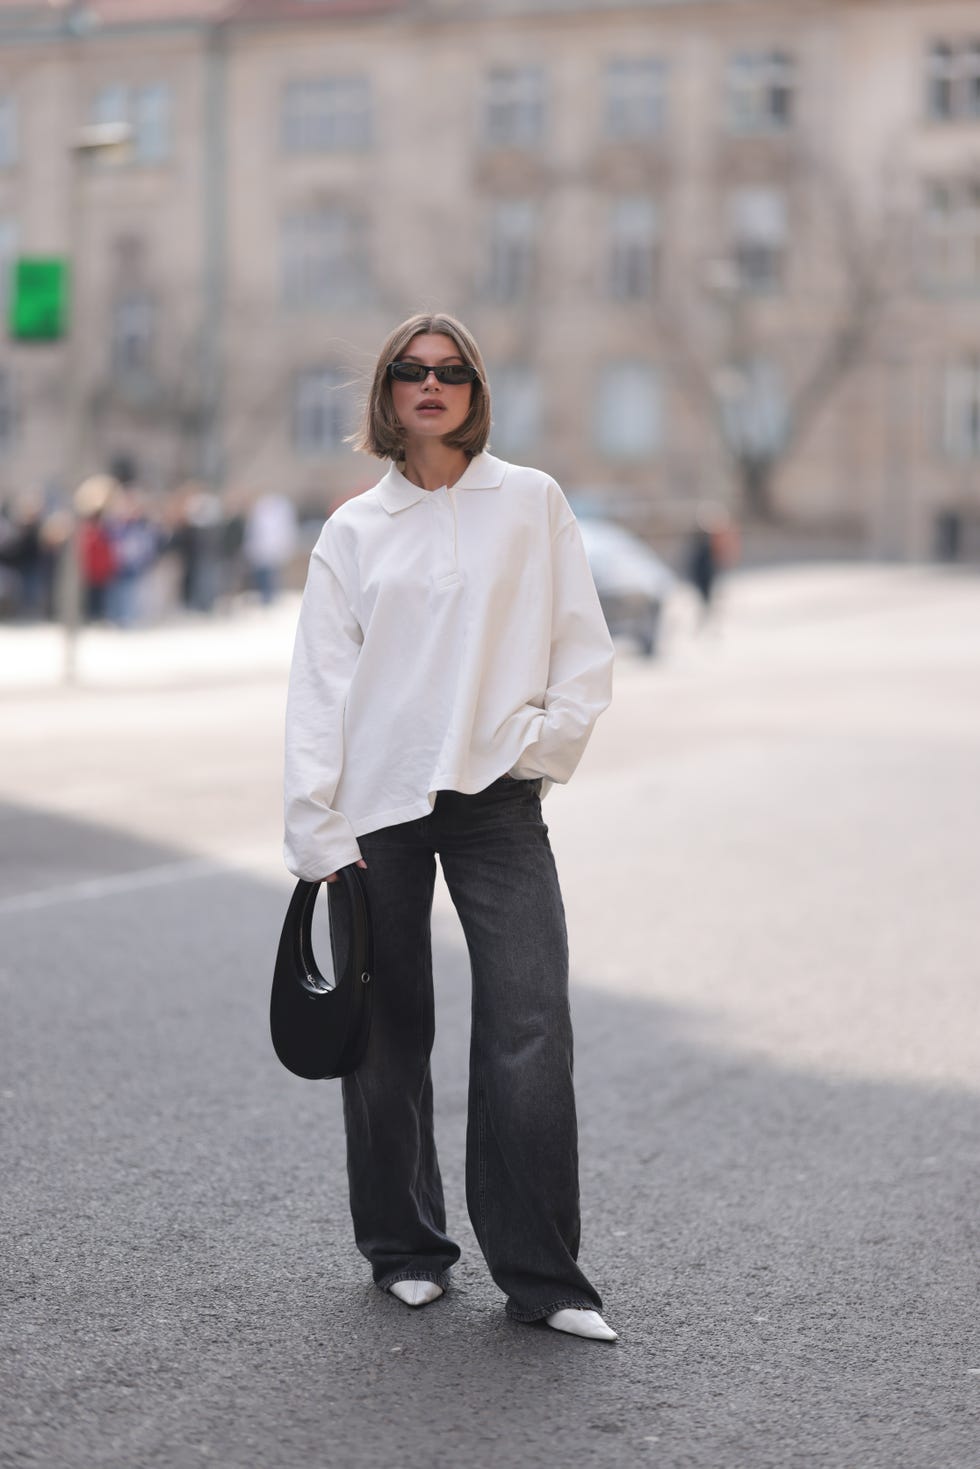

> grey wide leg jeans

[{"left": 340, "top": 774, "right": 602, "bottom": 1322}]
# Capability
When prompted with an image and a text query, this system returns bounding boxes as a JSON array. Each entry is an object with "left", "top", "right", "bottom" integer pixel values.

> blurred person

[
  {"left": 244, "top": 491, "right": 298, "bottom": 604},
  {"left": 38, "top": 507, "right": 73, "bottom": 620},
  {"left": 219, "top": 487, "right": 249, "bottom": 602},
  {"left": 105, "top": 487, "right": 162, "bottom": 627},
  {"left": 685, "top": 500, "right": 738, "bottom": 626},
  {"left": 74, "top": 476, "right": 120, "bottom": 623},
  {"left": 134, "top": 492, "right": 180, "bottom": 623},
  {"left": 79, "top": 513, "right": 117, "bottom": 621},
  {"left": 0, "top": 494, "right": 47, "bottom": 620},
  {"left": 0, "top": 501, "right": 19, "bottom": 616},
  {"left": 284, "top": 313, "right": 618, "bottom": 1342},
  {"left": 172, "top": 483, "right": 224, "bottom": 613}
]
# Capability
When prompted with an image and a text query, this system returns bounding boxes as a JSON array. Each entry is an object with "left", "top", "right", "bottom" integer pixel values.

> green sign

[{"left": 9, "top": 257, "right": 70, "bottom": 341}]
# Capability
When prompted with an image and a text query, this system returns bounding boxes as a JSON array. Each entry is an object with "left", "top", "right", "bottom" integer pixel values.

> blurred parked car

[{"left": 577, "top": 516, "right": 673, "bottom": 657}]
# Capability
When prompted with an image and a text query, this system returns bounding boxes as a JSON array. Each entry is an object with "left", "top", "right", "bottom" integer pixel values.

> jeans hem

[
  {"left": 376, "top": 1268, "right": 453, "bottom": 1293},
  {"left": 505, "top": 1297, "right": 599, "bottom": 1324}
]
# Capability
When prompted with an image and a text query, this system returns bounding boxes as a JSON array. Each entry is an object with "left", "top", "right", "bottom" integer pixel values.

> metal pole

[
  {"left": 59, "top": 110, "right": 134, "bottom": 684},
  {"left": 59, "top": 107, "right": 86, "bottom": 687},
  {"left": 199, "top": 22, "right": 227, "bottom": 487}
]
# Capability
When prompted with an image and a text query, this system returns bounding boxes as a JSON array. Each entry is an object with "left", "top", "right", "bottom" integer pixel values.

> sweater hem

[{"left": 346, "top": 763, "right": 547, "bottom": 840}]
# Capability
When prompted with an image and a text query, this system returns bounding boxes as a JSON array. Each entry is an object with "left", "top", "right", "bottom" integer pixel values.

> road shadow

[
  {"left": 0, "top": 800, "right": 198, "bottom": 904},
  {"left": 1, "top": 804, "right": 978, "bottom": 1469}
]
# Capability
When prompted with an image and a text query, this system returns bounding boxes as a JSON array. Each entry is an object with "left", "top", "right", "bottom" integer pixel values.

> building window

[
  {"left": 0, "top": 369, "right": 14, "bottom": 454},
  {"left": 925, "top": 178, "right": 980, "bottom": 291},
  {"left": 483, "top": 200, "right": 536, "bottom": 304},
  {"left": 489, "top": 364, "right": 540, "bottom": 456},
  {"left": 727, "top": 51, "right": 794, "bottom": 134},
  {"left": 110, "top": 293, "right": 155, "bottom": 377},
  {"left": 595, "top": 362, "right": 662, "bottom": 459},
  {"left": 282, "top": 77, "right": 372, "bottom": 152},
  {"left": 93, "top": 83, "right": 127, "bottom": 132},
  {"left": 608, "top": 196, "right": 659, "bottom": 300},
  {"left": 281, "top": 209, "right": 370, "bottom": 309},
  {"left": 969, "top": 42, "right": 980, "bottom": 117},
  {"left": 730, "top": 187, "right": 787, "bottom": 292},
  {"left": 720, "top": 359, "right": 788, "bottom": 458},
  {"left": 603, "top": 57, "right": 667, "bottom": 141},
  {"left": 92, "top": 83, "right": 172, "bottom": 163},
  {"left": 294, "top": 368, "right": 351, "bottom": 456},
  {"left": 0, "top": 94, "right": 17, "bottom": 168},
  {"left": 0, "top": 218, "right": 16, "bottom": 316},
  {"left": 136, "top": 84, "right": 171, "bottom": 163},
  {"left": 927, "top": 40, "right": 980, "bottom": 122},
  {"left": 944, "top": 357, "right": 980, "bottom": 459},
  {"left": 483, "top": 66, "right": 546, "bottom": 148},
  {"left": 927, "top": 43, "right": 957, "bottom": 119},
  {"left": 926, "top": 179, "right": 954, "bottom": 281}
]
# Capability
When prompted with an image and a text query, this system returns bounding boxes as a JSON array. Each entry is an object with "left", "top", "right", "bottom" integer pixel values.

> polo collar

[{"left": 374, "top": 452, "right": 507, "bottom": 515}]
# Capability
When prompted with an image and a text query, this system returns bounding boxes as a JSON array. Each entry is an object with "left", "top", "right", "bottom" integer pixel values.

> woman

[{"left": 284, "top": 313, "right": 618, "bottom": 1342}]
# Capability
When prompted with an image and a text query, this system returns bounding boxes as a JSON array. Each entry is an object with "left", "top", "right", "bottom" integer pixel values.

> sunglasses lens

[
  {"left": 437, "top": 365, "right": 476, "bottom": 385},
  {"left": 390, "top": 362, "right": 426, "bottom": 382}
]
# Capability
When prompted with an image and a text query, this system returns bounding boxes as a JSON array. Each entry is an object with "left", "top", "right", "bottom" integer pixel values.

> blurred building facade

[{"left": 0, "top": 0, "right": 979, "bottom": 558}]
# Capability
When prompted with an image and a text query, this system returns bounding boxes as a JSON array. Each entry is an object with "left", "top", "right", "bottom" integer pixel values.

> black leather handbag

[{"left": 269, "top": 866, "right": 374, "bottom": 1080}]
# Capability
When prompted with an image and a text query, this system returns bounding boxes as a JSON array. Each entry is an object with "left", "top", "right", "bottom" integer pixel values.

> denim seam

[
  {"left": 477, "top": 1079, "right": 489, "bottom": 1249},
  {"left": 415, "top": 883, "right": 430, "bottom": 1211}
]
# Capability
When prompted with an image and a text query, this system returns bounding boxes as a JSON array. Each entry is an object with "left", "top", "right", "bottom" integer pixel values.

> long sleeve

[
  {"left": 508, "top": 514, "right": 615, "bottom": 784},
  {"left": 283, "top": 531, "right": 364, "bottom": 880}
]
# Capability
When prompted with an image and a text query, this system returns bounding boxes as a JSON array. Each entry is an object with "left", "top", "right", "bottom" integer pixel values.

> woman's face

[{"left": 389, "top": 333, "right": 474, "bottom": 445}]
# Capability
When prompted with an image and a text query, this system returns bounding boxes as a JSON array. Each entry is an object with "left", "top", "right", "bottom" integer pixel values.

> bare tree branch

[{"left": 654, "top": 136, "right": 911, "bottom": 521}]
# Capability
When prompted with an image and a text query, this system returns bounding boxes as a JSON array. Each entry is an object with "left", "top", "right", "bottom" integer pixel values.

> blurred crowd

[
  {"left": 1, "top": 474, "right": 739, "bottom": 636},
  {"left": 0, "top": 478, "right": 303, "bottom": 626}
]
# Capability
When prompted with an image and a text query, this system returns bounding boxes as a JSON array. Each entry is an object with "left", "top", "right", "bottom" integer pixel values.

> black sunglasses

[{"left": 388, "top": 361, "right": 479, "bottom": 386}]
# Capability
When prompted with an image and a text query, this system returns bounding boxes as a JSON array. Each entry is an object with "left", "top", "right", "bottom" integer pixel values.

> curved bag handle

[{"left": 269, "top": 864, "right": 374, "bottom": 1080}]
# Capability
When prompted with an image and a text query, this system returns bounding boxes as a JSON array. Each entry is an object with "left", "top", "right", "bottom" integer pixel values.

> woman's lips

[{"left": 416, "top": 403, "right": 445, "bottom": 413}]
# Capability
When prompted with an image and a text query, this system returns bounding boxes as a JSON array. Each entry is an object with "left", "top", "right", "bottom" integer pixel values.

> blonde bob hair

[{"left": 352, "top": 313, "right": 491, "bottom": 461}]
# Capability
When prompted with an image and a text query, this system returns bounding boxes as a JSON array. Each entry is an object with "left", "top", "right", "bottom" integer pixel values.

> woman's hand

[{"left": 324, "top": 858, "right": 368, "bottom": 885}]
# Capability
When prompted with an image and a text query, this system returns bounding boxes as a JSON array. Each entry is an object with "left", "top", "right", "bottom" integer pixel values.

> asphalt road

[{"left": 2, "top": 566, "right": 979, "bottom": 1469}]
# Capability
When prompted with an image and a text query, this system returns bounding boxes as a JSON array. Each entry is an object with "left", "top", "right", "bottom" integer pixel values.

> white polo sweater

[{"left": 283, "top": 451, "right": 615, "bottom": 881}]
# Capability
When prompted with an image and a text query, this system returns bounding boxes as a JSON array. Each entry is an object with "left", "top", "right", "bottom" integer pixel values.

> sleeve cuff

[{"left": 283, "top": 831, "right": 363, "bottom": 883}]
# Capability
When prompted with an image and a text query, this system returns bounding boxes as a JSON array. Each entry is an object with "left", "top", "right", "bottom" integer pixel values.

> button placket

[{"left": 431, "top": 485, "right": 462, "bottom": 589}]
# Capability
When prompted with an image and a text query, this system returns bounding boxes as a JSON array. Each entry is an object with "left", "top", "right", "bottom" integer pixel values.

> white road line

[{"left": 0, "top": 856, "right": 226, "bottom": 915}]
